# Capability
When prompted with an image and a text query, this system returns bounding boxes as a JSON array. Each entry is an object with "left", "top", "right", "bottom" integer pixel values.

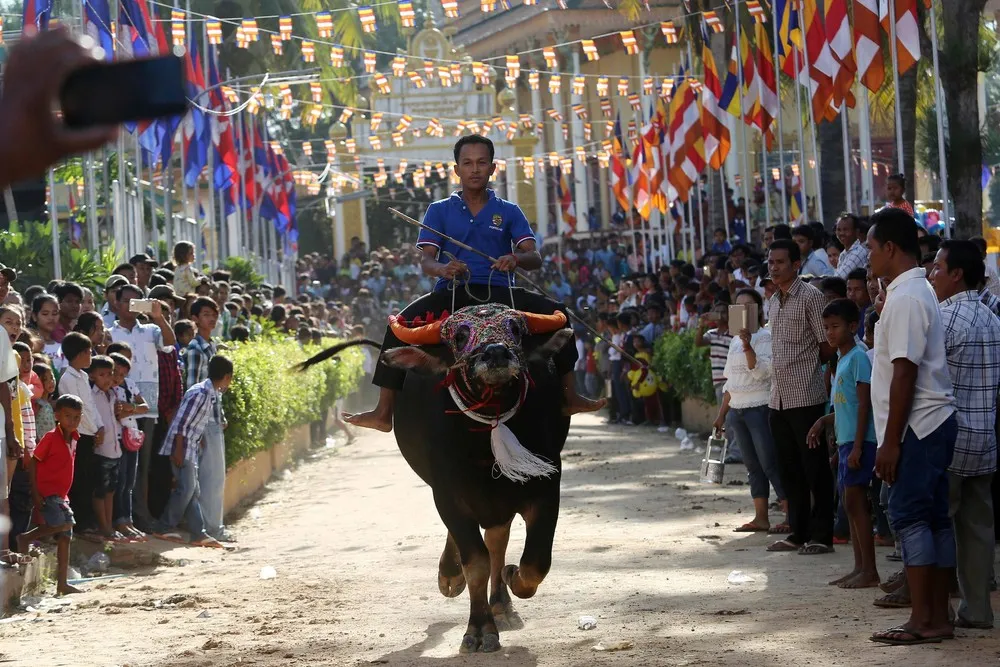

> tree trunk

[
  {"left": 897, "top": 67, "right": 919, "bottom": 192},
  {"left": 818, "top": 114, "right": 845, "bottom": 227},
  {"left": 941, "top": 1, "right": 987, "bottom": 239}
]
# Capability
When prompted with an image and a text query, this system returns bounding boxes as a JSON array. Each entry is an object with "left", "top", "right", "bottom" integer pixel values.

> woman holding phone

[{"left": 714, "top": 288, "right": 788, "bottom": 533}]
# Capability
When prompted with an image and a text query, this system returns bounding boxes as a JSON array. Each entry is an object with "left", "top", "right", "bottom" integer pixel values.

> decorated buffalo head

[{"left": 384, "top": 303, "right": 571, "bottom": 386}]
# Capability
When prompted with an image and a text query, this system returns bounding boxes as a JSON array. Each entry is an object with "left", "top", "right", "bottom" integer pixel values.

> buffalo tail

[{"left": 295, "top": 338, "right": 382, "bottom": 372}]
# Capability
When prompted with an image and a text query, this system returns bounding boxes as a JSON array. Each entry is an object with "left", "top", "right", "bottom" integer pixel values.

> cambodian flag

[
  {"left": 240, "top": 113, "right": 257, "bottom": 210},
  {"left": 254, "top": 118, "right": 279, "bottom": 223},
  {"left": 182, "top": 33, "right": 209, "bottom": 188},
  {"left": 21, "top": 0, "right": 52, "bottom": 31},
  {"left": 207, "top": 45, "right": 239, "bottom": 215},
  {"left": 82, "top": 0, "right": 114, "bottom": 59}
]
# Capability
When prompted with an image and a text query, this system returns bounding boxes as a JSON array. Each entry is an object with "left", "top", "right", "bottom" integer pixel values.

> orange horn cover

[
  {"left": 389, "top": 316, "right": 443, "bottom": 345},
  {"left": 521, "top": 311, "right": 567, "bottom": 334}
]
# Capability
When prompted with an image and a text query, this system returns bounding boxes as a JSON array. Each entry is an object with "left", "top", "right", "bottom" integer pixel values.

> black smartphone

[{"left": 60, "top": 56, "right": 189, "bottom": 129}]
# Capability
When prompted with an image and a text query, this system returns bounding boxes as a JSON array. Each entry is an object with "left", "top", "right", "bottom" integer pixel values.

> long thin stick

[{"left": 388, "top": 207, "right": 643, "bottom": 366}]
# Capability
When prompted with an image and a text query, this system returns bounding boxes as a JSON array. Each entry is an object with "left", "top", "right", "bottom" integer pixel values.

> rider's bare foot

[
  {"left": 563, "top": 394, "right": 607, "bottom": 416},
  {"left": 57, "top": 584, "right": 83, "bottom": 596},
  {"left": 343, "top": 410, "right": 393, "bottom": 432}
]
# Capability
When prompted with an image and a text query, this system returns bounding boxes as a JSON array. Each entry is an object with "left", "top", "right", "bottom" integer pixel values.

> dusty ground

[{"left": 2, "top": 414, "right": 1000, "bottom": 666}]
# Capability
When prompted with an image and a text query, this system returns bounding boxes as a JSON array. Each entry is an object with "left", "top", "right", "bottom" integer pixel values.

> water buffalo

[{"left": 301, "top": 302, "right": 573, "bottom": 653}]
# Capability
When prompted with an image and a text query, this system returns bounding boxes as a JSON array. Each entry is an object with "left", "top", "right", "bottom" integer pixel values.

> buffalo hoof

[
  {"left": 459, "top": 634, "right": 481, "bottom": 654},
  {"left": 493, "top": 608, "right": 524, "bottom": 632},
  {"left": 438, "top": 573, "right": 466, "bottom": 598},
  {"left": 481, "top": 633, "right": 502, "bottom": 653},
  {"left": 501, "top": 564, "right": 518, "bottom": 587}
]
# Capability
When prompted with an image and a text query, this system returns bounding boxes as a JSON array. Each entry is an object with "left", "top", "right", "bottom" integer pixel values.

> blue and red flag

[
  {"left": 82, "top": 0, "right": 114, "bottom": 59},
  {"left": 207, "top": 45, "right": 240, "bottom": 215},
  {"left": 182, "top": 31, "right": 209, "bottom": 187},
  {"left": 22, "top": 0, "right": 52, "bottom": 31}
]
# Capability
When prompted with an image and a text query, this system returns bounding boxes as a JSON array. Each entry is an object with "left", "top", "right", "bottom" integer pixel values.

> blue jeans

[
  {"left": 153, "top": 453, "right": 207, "bottom": 540},
  {"left": 726, "top": 404, "right": 784, "bottom": 501},
  {"left": 197, "top": 421, "right": 226, "bottom": 538},
  {"left": 888, "top": 415, "right": 958, "bottom": 568},
  {"left": 114, "top": 447, "right": 139, "bottom": 527},
  {"left": 716, "top": 386, "right": 740, "bottom": 460}
]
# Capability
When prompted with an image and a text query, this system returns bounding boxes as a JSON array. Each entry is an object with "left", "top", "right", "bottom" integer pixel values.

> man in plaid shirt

[
  {"left": 765, "top": 239, "right": 836, "bottom": 556},
  {"left": 834, "top": 214, "right": 869, "bottom": 280},
  {"left": 929, "top": 240, "right": 1000, "bottom": 630},
  {"left": 151, "top": 356, "right": 233, "bottom": 548}
]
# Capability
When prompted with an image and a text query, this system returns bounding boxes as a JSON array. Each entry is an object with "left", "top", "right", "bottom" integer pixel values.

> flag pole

[
  {"left": 761, "top": 137, "right": 772, "bottom": 227},
  {"left": 841, "top": 105, "right": 852, "bottom": 212},
  {"left": 772, "top": 3, "right": 789, "bottom": 225},
  {"left": 719, "top": 170, "right": 730, "bottom": 240},
  {"left": 796, "top": 7, "right": 824, "bottom": 225},
  {"left": 48, "top": 169, "right": 62, "bottom": 279},
  {"left": 927, "top": 0, "right": 951, "bottom": 236},
  {"left": 858, "top": 84, "right": 874, "bottom": 213},
  {"left": 887, "top": 0, "right": 905, "bottom": 173},
  {"left": 201, "top": 21, "right": 218, "bottom": 268},
  {"left": 733, "top": 1, "right": 753, "bottom": 228}
]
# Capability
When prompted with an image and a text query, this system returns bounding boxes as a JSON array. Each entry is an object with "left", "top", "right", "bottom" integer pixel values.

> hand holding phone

[{"left": 0, "top": 27, "right": 118, "bottom": 186}]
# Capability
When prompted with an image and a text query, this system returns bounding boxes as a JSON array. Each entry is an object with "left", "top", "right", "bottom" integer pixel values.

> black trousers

[
  {"left": 770, "top": 404, "right": 833, "bottom": 546},
  {"left": 371, "top": 285, "right": 577, "bottom": 391}
]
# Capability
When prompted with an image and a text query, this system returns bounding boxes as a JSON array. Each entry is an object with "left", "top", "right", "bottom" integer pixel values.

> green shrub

[
  {"left": 651, "top": 330, "right": 715, "bottom": 405},
  {"left": 222, "top": 338, "right": 365, "bottom": 467}
]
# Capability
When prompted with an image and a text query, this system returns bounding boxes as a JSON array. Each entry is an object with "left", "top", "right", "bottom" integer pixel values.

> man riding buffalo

[{"left": 344, "top": 135, "right": 605, "bottom": 432}]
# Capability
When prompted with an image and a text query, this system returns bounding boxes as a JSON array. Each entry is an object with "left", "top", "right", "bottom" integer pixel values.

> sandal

[
  {"left": 873, "top": 591, "right": 911, "bottom": 608},
  {"left": 879, "top": 570, "right": 906, "bottom": 593},
  {"left": 0, "top": 550, "right": 32, "bottom": 565},
  {"left": 190, "top": 537, "right": 224, "bottom": 549},
  {"left": 766, "top": 538, "right": 801, "bottom": 552},
  {"left": 734, "top": 522, "right": 769, "bottom": 533},
  {"left": 870, "top": 626, "right": 943, "bottom": 646},
  {"left": 767, "top": 522, "right": 792, "bottom": 534},
  {"left": 798, "top": 542, "right": 835, "bottom": 555},
  {"left": 153, "top": 532, "right": 189, "bottom": 545}
]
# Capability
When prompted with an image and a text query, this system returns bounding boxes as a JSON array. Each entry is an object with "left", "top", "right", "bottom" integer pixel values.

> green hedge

[
  {"left": 651, "top": 330, "right": 716, "bottom": 405},
  {"left": 222, "top": 338, "right": 365, "bottom": 467}
]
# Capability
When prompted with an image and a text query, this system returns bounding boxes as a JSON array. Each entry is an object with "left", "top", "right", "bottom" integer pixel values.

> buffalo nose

[{"left": 484, "top": 344, "right": 511, "bottom": 365}]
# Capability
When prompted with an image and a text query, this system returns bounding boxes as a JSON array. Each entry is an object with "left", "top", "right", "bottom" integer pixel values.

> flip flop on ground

[
  {"left": 870, "top": 626, "right": 943, "bottom": 646},
  {"left": 153, "top": 532, "right": 189, "bottom": 545},
  {"left": 798, "top": 542, "right": 835, "bottom": 555},
  {"left": 767, "top": 522, "right": 792, "bottom": 534},
  {"left": 766, "top": 538, "right": 801, "bottom": 552},
  {"left": 190, "top": 536, "right": 224, "bottom": 549},
  {"left": 873, "top": 590, "right": 911, "bottom": 608},
  {"left": 734, "top": 522, "right": 769, "bottom": 533}
]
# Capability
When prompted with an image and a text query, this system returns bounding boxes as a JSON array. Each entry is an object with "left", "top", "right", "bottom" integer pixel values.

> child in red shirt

[{"left": 17, "top": 394, "right": 84, "bottom": 596}]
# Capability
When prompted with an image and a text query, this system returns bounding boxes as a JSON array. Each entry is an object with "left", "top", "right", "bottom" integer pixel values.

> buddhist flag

[
  {"left": 854, "top": 0, "right": 884, "bottom": 93},
  {"left": 556, "top": 166, "right": 577, "bottom": 232},
  {"left": 825, "top": 0, "right": 856, "bottom": 118},
  {"left": 885, "top": 0, "right": 921, "bottom": 74},
  {"left": 800, "top": 0, "right": 836, "bottom": 121},
  {"left": 719, "top": 37, "right": 741, "bottom": 118},
  {"left": 701, "top": 26, "right": 731, "bottom": 169},
  {"left": 754, "top": 20, "right": 779, "bottom": 145},
  {"left": 611, "top": 114, "right": 631, "bottom": 212},
  {"left": 775, "top": 0, "right": 802, "bottom": 77}
]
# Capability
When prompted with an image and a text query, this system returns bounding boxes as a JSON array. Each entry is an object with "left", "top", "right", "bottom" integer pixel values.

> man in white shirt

[
  {"left": 868, "top": 208, "right": 958, "bottom": 646},
  {"left": 109, "top": 284, "right": 176, "bottom": 530}
]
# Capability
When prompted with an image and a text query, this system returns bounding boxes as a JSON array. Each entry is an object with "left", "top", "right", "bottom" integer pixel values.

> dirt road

[{"left": 3, "top": 414, "right": 999, "bottom": 666}]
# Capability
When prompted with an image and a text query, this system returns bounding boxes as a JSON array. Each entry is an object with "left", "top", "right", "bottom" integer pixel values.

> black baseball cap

[
  {"left": 129, "top": 253, "right": 159, "bottom": 267},
  {"left": 0, "top": 263, "right": 16, "bottom": 282}
]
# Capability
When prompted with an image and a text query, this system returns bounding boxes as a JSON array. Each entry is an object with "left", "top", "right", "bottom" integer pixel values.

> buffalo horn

[
  {"left": 520, "top": 311, "right": 567, "bottom": 334},
  {"left": 389, "top": 316, "right": 443, "bottom": 345}
]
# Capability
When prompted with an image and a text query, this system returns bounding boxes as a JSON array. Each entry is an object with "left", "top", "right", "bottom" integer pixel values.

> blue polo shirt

[{"left": 416, "top": 190, "right": 535, "bottom": 291}]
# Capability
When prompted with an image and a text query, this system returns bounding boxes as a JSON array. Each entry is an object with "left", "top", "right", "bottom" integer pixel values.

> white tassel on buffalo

[{"left": 448, "top": 384, "right": 558, "bottom": 483}]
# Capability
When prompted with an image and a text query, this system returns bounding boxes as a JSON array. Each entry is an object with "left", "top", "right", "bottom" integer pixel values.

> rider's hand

[
  {"left": 438, "top": 259, "right": 468, "bottom": 280},
  {"left": 492, "top": 254, "right": 518, "bottom": 272},
  {"left": 0, "top": 27, "right": 117, "bottom": 187}
]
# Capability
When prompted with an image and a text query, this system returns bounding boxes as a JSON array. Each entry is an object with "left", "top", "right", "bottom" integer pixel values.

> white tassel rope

[{"left": 448, "top": 384, "right": 558, "bottom": 484}]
